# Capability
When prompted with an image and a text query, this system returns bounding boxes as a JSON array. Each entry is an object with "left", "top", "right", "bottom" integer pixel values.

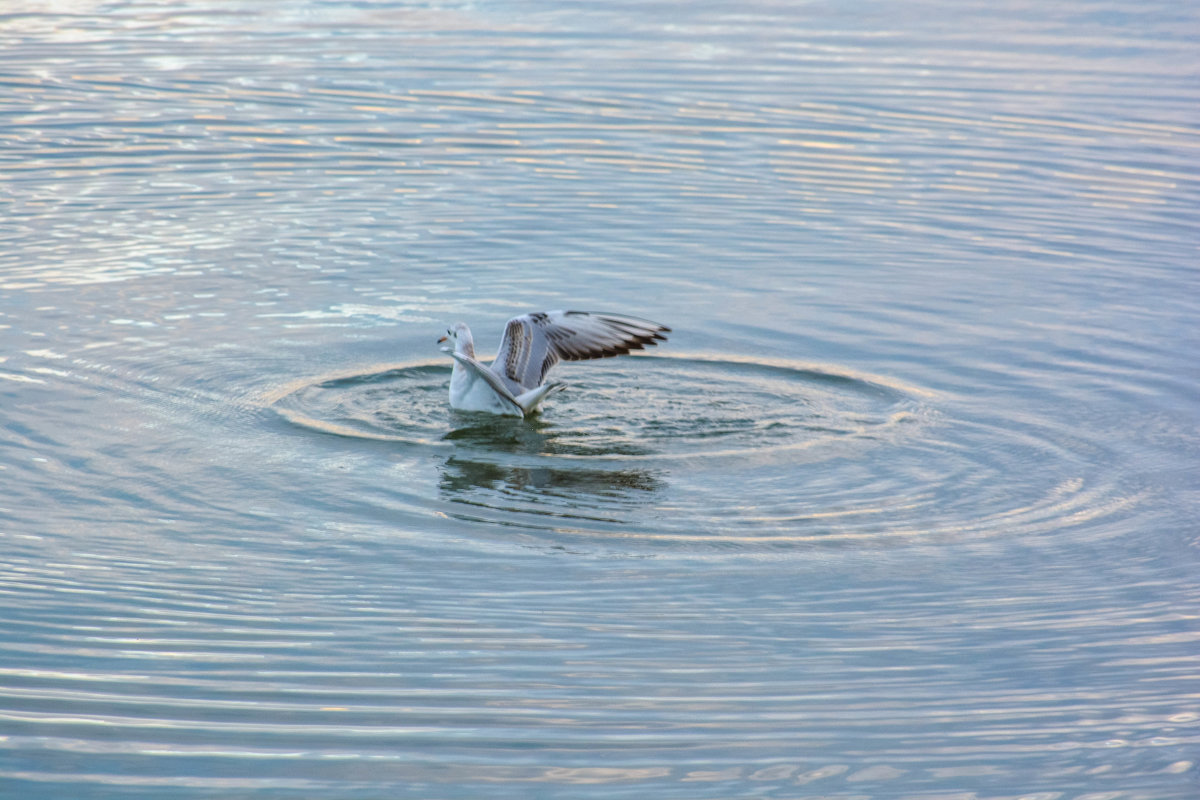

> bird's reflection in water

[{"left": 437, "top": 414, "right": 664, "bottom": 513}]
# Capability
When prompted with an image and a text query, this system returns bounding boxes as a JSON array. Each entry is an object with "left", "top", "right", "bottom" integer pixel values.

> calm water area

[{"left": 2, "top": 1, "right": 1198, "bottom": 798}]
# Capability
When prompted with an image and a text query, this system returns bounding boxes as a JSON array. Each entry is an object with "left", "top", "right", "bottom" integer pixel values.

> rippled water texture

[{"left": 2, "top": 1, "right": 1198, "bottom": 798}]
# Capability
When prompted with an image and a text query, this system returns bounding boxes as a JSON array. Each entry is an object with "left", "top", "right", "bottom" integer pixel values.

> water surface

[{"left": 2, "top": 1, "right": 1198, "bottom": 798}]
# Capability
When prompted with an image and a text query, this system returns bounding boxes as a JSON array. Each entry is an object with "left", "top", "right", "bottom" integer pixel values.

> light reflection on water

[{"left": 1, "top": 0, "right": 1198, "bottom": 798}]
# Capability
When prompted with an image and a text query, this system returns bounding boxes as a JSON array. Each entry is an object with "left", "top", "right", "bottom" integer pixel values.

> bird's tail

[{"left": 515, "top": 382, "right": 566, "bottom": 416}]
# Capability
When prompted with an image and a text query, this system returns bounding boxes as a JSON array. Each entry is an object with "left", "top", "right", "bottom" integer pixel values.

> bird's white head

[{"left": 437, "top": 322, "right": 473, "bottom": 355}]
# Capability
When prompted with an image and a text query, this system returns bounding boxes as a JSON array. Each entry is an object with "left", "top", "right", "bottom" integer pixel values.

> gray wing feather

[
  {"left": 491, "top": 310, "right": 670, "bottom": 390},
  {"left": 450, "top": 351, "right": 526, "bottom": 415}
]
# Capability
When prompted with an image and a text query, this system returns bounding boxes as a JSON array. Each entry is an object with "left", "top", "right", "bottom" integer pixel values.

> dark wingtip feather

[{"left": 548, "top": 311, "right": 670, "bottom": 362}]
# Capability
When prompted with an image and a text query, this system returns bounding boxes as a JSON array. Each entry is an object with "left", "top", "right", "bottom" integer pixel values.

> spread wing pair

[{"left": 439, "top": 310, "right": 670, "bottom": 416}]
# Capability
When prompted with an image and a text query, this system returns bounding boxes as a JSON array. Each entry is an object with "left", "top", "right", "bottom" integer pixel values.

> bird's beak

[{"left": 437, "top": 335, "right": 448, "bottom": 344}]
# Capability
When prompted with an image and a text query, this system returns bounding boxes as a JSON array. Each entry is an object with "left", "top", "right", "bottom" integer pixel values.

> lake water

[{"left": 2, "top": 1, "right": 1198, "bottom": 798}]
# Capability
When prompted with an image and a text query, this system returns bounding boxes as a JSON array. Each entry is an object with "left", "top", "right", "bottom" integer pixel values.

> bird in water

[{"left": 438, "top": 310, "right": 670, "bottom": 417}]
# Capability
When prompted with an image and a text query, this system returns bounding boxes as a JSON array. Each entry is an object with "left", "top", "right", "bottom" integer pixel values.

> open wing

[{"left": 492, "top": 310, "right": 670, "bottom": 390}]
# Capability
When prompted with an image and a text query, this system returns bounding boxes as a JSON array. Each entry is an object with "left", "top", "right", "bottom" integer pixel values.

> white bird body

[{"left": 438, "top": 310, "right": 670, "bottom": 417}]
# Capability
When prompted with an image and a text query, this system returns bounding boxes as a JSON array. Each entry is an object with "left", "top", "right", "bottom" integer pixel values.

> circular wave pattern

[
  {"left": 268, "top": 354, "right": 918, "bottom": 458},
  {"left": 265, "top": 354, "right": 1146, "bottom": 552}
]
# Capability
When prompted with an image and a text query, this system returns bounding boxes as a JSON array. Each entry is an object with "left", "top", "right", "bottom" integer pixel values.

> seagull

[{"left": 438, "top": 310, "right": 670, "bottom": 417}]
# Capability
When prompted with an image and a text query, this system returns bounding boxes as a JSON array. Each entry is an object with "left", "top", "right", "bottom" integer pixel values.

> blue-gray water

[{"left": 2, "top": 1, "right": 1198, "bottom": 798}]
